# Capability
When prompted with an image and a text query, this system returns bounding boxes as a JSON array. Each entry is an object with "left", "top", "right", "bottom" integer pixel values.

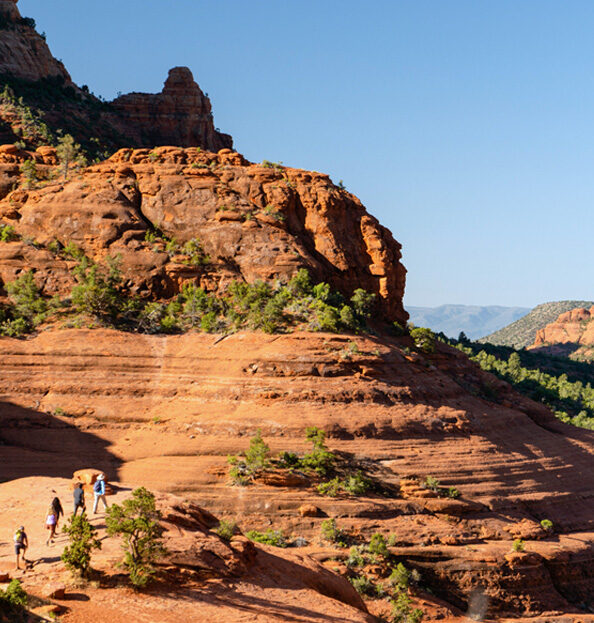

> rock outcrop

[
  {"left": 0, "top": 0, "right": 72, "bottom": 83},
  {"left": 111, "top": 67, "right": 232, "bottom": 151},
  {"left": 531, "top": 305, "right": 594, "bottom": 360},
  {"left": 0, "top": 146, "right": 408, "bottom": 324},
  {"left": 0, "top": 2, "right": 231, "bottom": 152}
]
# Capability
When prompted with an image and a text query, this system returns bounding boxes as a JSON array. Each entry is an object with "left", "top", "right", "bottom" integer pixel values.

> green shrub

[
  {"left": 423, "top": 476, "right": 441, "bottom": 492},
  {"left": 389, "top": 563, "right": 411, "bottom": 590},
  {"left": 346, "top": 546, "right": 366, "bottom": 568},
  {"left": 350, "top": 573, "right": 375, "bottom": 596},
  {"left": 512, "top": 538, "right": 525, "bottom": 552},
  {"left": 540, "top": 519, "right": 554, "bottom": 532},
  {"left": 410, "top": 327, "right": 436, "bottom": 353},
  {"left": 302, "top": 427, "right": 335, "bottom": 476},
  {"left": 277, "top": 451, "right": 300, "bottom": 468},
  {"left": 368, "top": 533, "right": 389, "bottom": 558},
  {"left": 317, "top": 477, "right": 342, "bottom": 497},
  {"left": 71, "top": 255, "right": 123, "bottom": 319},
  {"left": 0, "top": 579, "right": 27, "bottom": 610},
  {"left": 320, "top": 518, "right": 344, "bottom": 543},
  {"left": 62, "top": 241, "right": 85, "bottom": 260},
  {"left": 391, "top": 590, "right": 423, "bottom": 623},
  {"left": 214, "top": 519, "right": 236, "bottom": 541},
  {"left": 246, "top": 529, "right": 287, "bottom": 548},
  {"left": 228, "top": 429, "right": 270, "bottom": 485},
  {"left": 342, "top": 471, "right": 370, "bottom": 495},
  {"left": 0, "top": 223, "right": 19, "bottom": 242},
  {"left": 106, "top": 487, "right": 166, "bottom": 587},
  {"left": 447, "top": 486, "right": 461, "bottom": 499},
  {"left": 61, "top": 514, "right": 102, "bottom": 576}
]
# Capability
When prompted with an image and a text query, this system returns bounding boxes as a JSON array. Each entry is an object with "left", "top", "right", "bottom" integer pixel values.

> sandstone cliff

[
  {"left": 0, "top": 0, "right": 72, "bottom": 83},
  {"left": 531, "top": 305, "right": 594, "bottom": 361},
  {"left": 0, "top": 145, "right": 407, "bottom": 324},
  {"left": 0, "top": 0, "right": 231, "bottom": 153}
]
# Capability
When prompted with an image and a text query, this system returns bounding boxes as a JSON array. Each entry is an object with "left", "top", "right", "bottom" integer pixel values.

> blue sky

[{"left": 19, "top": 1, "right": 594, "bottom": 307}]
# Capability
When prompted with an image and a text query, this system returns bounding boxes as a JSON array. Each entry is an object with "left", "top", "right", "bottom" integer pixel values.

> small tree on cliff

[
  {"left": 56, "top": 133, "right": 84, "bottom": 180},
  {"left": 106, "top": 487, "right": 166, "bottom": 588}
]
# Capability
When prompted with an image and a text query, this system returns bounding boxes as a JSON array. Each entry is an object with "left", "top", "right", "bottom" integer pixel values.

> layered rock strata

[{"left": 531, "top": 305, "right": 594, "bottom": 360}]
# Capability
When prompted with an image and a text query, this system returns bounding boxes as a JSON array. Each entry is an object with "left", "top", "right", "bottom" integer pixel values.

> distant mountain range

[
  {"left": 407, "top": 305, "right": 530, "bottom": 340},
  {"left": 479, "top": 300, "right": 594, "bottom": 349}
]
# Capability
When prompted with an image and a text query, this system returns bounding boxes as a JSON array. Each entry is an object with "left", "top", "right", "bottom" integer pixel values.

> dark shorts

[{"left": 15, "top": 543, "right": 24, "bottom": 555}]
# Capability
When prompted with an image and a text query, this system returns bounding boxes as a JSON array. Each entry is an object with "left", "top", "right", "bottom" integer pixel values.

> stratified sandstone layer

[
  {"left": 0, "top": 329, "right": 592, "bottom": 617},
  {"left": 531, "top": 305, "right": 594, "bottom": 360},
  {"left": 0, "top": 146, "right": 408, "bottom": 324}
]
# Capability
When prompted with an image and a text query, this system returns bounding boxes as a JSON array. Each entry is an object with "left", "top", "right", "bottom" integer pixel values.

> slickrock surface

[
  {"left": 0, "top": 146, "right": 408, "bottom": 324},
  {"left": 0, "top": 477, "right": 373, "bottom": 623},
  {"left": 531, "top": 305, "right": 594, "bottom": 361},
  {"left": 0, "top": 330, "right": 592, "bottom": 617}
]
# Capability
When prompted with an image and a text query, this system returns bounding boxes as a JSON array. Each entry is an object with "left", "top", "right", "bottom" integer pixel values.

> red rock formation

[
  {"left": 0, "top": 146, "right": 408, "bottom": 324},
  {"left": 0, "top": 0, "right": 72, "bottom": 83},
  {"left": 531, "top": 305, "right": 594, "bottom": 360},
  {"left": 110, "top": 67, "right": 232, "bottom": 151}
]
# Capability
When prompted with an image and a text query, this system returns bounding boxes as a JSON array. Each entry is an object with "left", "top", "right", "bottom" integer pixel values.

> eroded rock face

[
  {"left": 0, "top": 146, "right": 408, "bottom": 324},
  {"left": 111, "top": 67, "right": 232, "bottom": 151},
  {"left": 531, "top": 305, "right": 594, "bottom": 360},
  {"left": 0, "top": 0, "right": 72, "bottom": 83}
]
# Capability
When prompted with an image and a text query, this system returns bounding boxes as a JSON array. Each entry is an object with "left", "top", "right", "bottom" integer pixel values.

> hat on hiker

[{"left": 97, "top": 474, "right": 104, "bottom": 480}]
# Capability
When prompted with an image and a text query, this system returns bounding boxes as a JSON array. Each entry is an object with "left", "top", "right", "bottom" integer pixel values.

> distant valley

[{"left": 406, "top": 304, "right": 530, "bottom": 340}]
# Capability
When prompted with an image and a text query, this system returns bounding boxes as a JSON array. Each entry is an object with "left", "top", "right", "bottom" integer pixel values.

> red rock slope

[
  {"left": 0, "top": 329, "right": 592, "bottom": 617},
  {"left": 531, "top": 305, "right": 594, "bottom": 361}
]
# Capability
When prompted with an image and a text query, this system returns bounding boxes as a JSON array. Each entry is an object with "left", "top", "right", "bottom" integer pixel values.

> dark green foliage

[
  {"left": 71, "top": 255, "right": 123, "bottom": 319},
  {"left": 317, "top": 471, "right": 370, "bottom": 497},
  {"left": 245, "top": 529, "right": 287, "bottom": 547},
  {"left": 0, "top": 222, "right": 19, "bottom": 242},
  {"left": 228, "top": 429, "right": 271, "bottom": 485},
  {"left": 391, "top": 590, "right": 424, "bottom": 623},
  {"left": 410, "top": 327, "right": 436, "bottom": 353},
  {"left": 389, "top": 563, "right": 411, "bottom": 590},
  {"left": 453, "top": 341, "right": 594, "bottom": 430},
  {"left": 368, "top": 533, "right": 389, "bottom": 557},
  {"left": 0, "top": 270, "right": 54, "bottom": 335},
  {"left": 106, "top": 487, "right": 166, "bottom": 588},
  {"left": 512, "top": 538, "right": 525, "bottom": 552},
  {"left": 320, "top": 518, "right": 344, "bottom": 543},
  {"left": 61, "top": 514, "right": 102, "bottom": 576},
  {"left": 302, "top": 427, "right": 335, "bottom": 475},
  {"left": 214, "top": 519, "right": 237, "bottom": 541},
  {"left": 56, "top": 133, "right": 85, "bottom": 180},
  {"left": 350, "top": 573, "right": 375, "bottom": 596},
  {"left": 19, "top": 158, "right": 37, "bottom": 188},
  {"left": 0, "top": 579, "right": 27, "bottom": 613}
]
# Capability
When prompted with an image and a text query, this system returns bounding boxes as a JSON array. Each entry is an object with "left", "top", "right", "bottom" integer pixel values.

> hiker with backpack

[
  {"left": 92, "top": 474, "right": 108, "bottom": 514},
  {"left": 14, "top": 526, "right": 28, "bottom": 569},
  {"left": 73, "top": 482, "right": 86, "bottom": 516}
]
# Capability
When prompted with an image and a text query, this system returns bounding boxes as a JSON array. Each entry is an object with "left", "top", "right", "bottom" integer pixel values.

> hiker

[
  {"left": 14, "top": 526, "right": 28, "bottom": 569},
  {"left": 73, "top": 482, "right": 86, "bottom": 516},
  {"left": 92, "top": 474, "right": 108, "bottom": 514},
  {"left": 51, "top": 497, "right": 64, "bottom": 527},
  {"left": 45, "top": 503, "right": 58, "bottom": 545}
]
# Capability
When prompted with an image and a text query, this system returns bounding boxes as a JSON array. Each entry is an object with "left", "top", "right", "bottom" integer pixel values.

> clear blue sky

[{"left": 19, "top": 0, "right": 594, "bottom": 308}]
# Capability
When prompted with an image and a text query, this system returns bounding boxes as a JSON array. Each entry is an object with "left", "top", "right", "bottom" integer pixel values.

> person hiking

[
  {"left": 51, "top": 497, "right": 64, "bottom": 527},
  {"left": 73, "top": 482, "right": 86, "bottom": 516},
  {"left": 92, "top": 474, "right": 108, "bottom": 514},
  {"left": 14, "top": 526, "right": 28, "bottom": 569},
  {"left": 45, "top": 503, "right": 57, "bottom": 545}
]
